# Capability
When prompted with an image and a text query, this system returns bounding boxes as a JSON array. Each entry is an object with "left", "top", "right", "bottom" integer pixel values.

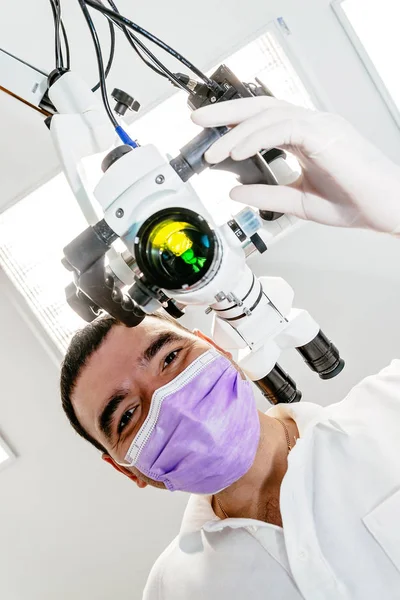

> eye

[
  {"left": 118, "top": 407, "right": 137, "bottom": 434},
  {"left": 163, "top": 349, "right": 181, "bottom": 370}
]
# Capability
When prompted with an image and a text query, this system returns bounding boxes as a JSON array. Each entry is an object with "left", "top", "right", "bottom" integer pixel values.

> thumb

[{"left": 230, "top": 184, "right": 308, "bottom": 220}]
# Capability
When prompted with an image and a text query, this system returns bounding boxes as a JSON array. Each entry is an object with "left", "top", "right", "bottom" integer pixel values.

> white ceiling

[
  {"left": 0, "top": 0, "right": 281, "bottom": 211},
  {"left": 0, "top": 0, "right": 173, "bottom": 209},
  {"left": 2, "top": 0, "right": 400, "bottom": 212}
]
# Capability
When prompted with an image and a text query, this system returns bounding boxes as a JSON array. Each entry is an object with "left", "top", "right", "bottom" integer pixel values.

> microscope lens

[{"left": 135, "top": 208, "right": 217, "bottom": 291}]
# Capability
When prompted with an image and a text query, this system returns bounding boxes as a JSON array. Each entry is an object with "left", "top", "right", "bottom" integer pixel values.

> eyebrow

[
  {"left": 141, "top": 330, "right": 183, "bottom": 365},
  {"left": 98, "top": 330, "right": 184, "bottom": 442}
]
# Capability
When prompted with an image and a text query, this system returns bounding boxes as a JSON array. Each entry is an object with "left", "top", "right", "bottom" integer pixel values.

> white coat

[{"left": 144, "top": 360, "right": 400, "bottom": 599}]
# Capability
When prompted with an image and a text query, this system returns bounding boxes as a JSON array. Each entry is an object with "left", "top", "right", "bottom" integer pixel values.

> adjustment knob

[
  {"left": 250, "top": 233, "right": 267, "bottom": 254},
  {"left": 165, "top": 300, "right": 186, "bottom": 319},
  {"left": 112, "top": 88, "right": 140, "bottom": 117}
]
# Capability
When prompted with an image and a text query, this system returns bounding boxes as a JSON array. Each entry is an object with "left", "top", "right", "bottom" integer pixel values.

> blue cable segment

[{"left": 115, "top": 126, "right": 139, "bottom": 148}]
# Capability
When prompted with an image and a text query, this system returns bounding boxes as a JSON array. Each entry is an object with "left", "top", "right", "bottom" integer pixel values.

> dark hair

[
  {"left": 60, "top": 312, "right": 186, "bottom": 453},
  {"left": 60, "top": 315, "right": 118, "bottom": 453}
]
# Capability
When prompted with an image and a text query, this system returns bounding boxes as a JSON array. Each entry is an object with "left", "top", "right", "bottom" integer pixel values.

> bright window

[
  {"left": 0, "top": 444, "right": 8, "bottom": 465},
  {"left": 0, "top": 25, "right": 315, "bottom": 354},
  {"left": 333, "top": 0, "right": 400, "bottom": 126},
  {"left": 0, "top": 435, "right": 14, "bottom": 471}
]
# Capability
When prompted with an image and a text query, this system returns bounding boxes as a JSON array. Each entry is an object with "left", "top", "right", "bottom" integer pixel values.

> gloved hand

[{"left": 192, "top": 97, "right": 400, "bottom": 234}]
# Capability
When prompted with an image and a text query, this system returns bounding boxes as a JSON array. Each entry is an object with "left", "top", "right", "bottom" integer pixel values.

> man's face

[{"left": 71, "top": 317, "right": 213, "bottom": 486}]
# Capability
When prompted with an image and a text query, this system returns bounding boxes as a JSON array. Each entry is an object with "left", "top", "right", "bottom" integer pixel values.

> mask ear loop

[{"left": 116, "top": 459, "right": 133, "bottom": 468}]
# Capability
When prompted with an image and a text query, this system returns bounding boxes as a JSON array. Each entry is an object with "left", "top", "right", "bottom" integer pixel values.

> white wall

[
  {"left": 1, "top": 1, "right": 400, "bottom": 599},
  {"left": 0, "top": 278, "right": 188, "bottom": 600},
  {"left": 249, "top": 223, "right": 400, "bottom": 404}
]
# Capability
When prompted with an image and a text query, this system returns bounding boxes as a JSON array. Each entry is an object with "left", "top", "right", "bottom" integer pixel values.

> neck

[{"left": 213, "top": 413, "right": 297, "bottom": 526}]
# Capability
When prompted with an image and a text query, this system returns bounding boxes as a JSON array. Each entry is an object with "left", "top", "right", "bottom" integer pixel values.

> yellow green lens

[
  {"left": 151, "top": 221, "right": 193, "bottom": 257},
  {"left": 149, "top": 220, "right": 207, "bottom": 272},
  {"left": 135, "top": 208, "right": 217, "bottom": 291}
]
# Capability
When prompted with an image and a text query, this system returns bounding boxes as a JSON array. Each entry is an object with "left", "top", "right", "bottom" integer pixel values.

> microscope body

[
  {"left": 48, "top": 69, "right": 344, "bottom": 405},
  {"left": 92, "top": 139, "right": 337, "bottom": 403}
]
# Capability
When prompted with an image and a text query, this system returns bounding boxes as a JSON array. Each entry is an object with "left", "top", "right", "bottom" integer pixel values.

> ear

[
  {"left": 101, "top": 454, "right": 148, "bottom": 489},
  {"left": 192, "top": 329, "right": 232, "bottom": 359}
]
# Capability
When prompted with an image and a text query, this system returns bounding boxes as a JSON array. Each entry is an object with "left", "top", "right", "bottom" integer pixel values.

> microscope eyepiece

[
  {"left": 297, "top": 330, "right": 345, "bottom": 379},
  {"left": 255, "top": 364, "right": 302, "bottom": 405}
]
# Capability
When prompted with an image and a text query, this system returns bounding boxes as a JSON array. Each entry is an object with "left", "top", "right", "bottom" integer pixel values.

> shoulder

[
  {"left": 332, "top": 360, "right": 400, "bottom": 411},
  {"left": 142, "top": 534, "right": 210, "bottom": 600},
  {"left": 326, "top": 359, "right": 400, "bottom": 427},
  {"left": 277, "top": 360, "right": 400, "bottom": 436},
  {"left": 142, "top": 537, "right": 180, "bottom": 600}
]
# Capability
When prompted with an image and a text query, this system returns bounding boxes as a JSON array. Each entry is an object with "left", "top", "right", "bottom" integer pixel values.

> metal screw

[
  {"left": 155, "top": 174, "right": 165, "bottom": 185},
  {"left": 116, "top": 208, "right": 124, "bottom": 218},
  {"left": 205, "top": 307, "right": 212, "bottom": 315},
  {"left": 215, "top": 292, "right": 226, "bottom": 302}
]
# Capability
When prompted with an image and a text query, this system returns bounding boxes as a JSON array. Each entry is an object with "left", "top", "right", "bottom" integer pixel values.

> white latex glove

[{"left": 192, "top": 97, "right": 400, "bottom": 234}]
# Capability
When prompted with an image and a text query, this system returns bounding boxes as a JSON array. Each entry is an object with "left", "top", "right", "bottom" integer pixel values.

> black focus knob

[
  {"left": 165, "top": 300, "right": 186, "bottom": 319},
  {"left": 250, "top": 233, "right": 267, "bottom": 254},
  {"left": 128, "top": 280, "right": 155, "bottom": 308},
  {"left": 112, "top": 88, "right": 140, "bottom": 116}
]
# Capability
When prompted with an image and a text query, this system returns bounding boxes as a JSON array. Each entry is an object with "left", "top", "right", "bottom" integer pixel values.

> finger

[
  {"left": 230, "top": 184, "right": 308, "bottom": 220},
  {"left": 191, "top": 97, "right": 291, "bottom": 127},
  {"left": 205, "top": 107, "right": 307, "bottom": 164},
  {"left": 231, "top": 185, "right": 348, "bottom": 227},
  {"left": 230, "top": 122, "right": 296, "bottom": 161}
]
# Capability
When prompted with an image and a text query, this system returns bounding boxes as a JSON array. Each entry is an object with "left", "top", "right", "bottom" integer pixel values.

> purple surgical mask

[{"left": 121, "top": 349, "right": 260, "bottom": 494}]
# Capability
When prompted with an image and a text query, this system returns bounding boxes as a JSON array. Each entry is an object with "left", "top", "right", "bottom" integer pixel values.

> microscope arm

[{"left": 48, "top": 72, "right": 116, "bottom": 225}]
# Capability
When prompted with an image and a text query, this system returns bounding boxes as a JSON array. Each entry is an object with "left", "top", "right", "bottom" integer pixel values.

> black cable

[
  {"left": 87, "top": 0, "right": 190, "bottom": 92},
  {"left": 100, "top": 0, "right": 189, "bottom": 91},
  {"left": 115, "top": 22, "right": 169, "bottom": 79},
  {"left": 100, "top": 0, "right": 191, "bottom": 92},
  {"left": 84, "top": 0, "right": 217, "bottom": 89},
  {"left": 49, "top": 0, "right": 63, "bottom": 69},
  {"left": 122, "top": 30, "right": 169, "bottom": 79},
  {"left": 77, "top": 0, "right": 118, "bottom": 128},
  {"left": 113, "top": 21, "right": 191, "bottom": 92},
  {"left": 104, "top": 0, "right": 167, "bottom": 80},
  {"left": 49, "top": 0, "right": 71, "bottom": 70},
  {"left": 55, "top": 0, "right": 63, "bottom": 69},
  {"left": 60, "top": 19, "right": 71, "bottom": 69},
  {"left": 92, "top": 18, "right": 116, "bottom": 92}
]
